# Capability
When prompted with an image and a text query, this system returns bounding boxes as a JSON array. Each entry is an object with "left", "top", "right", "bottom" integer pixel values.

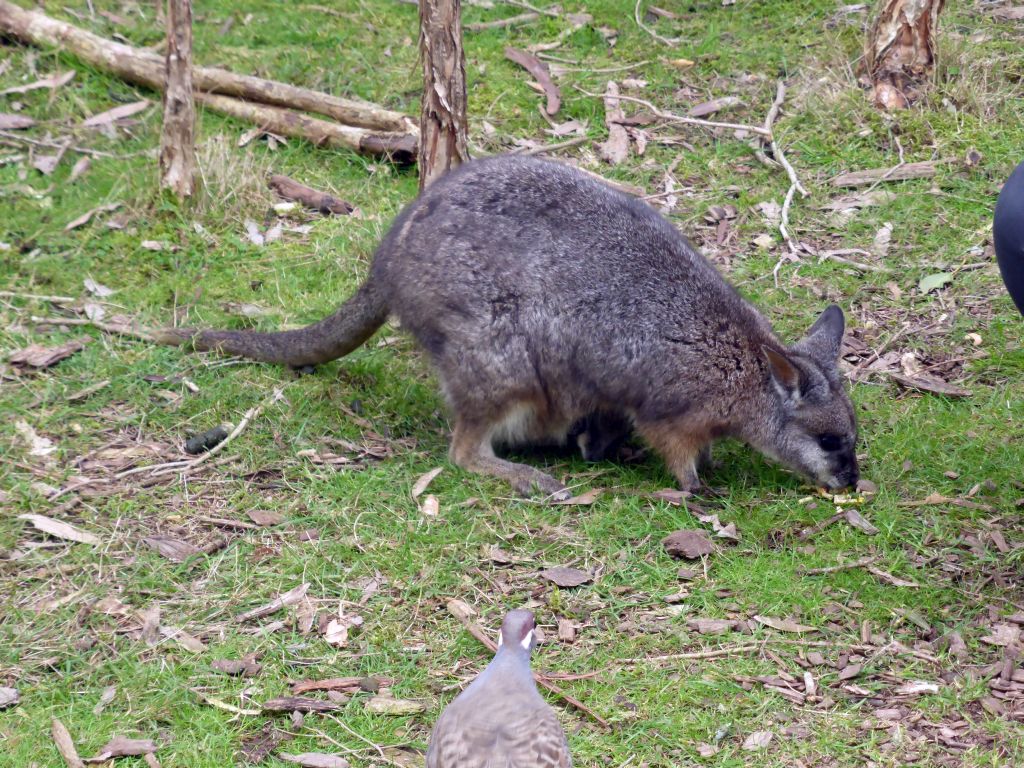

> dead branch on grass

[
  {"left": 465, "top": 11, "right": 539, "bottom": 31},
  {"left": 30, "top": 315, "right": 156, "bottom": 342},
  {"left": 634, "top": 0, "right": 680, "bottom": 46}
]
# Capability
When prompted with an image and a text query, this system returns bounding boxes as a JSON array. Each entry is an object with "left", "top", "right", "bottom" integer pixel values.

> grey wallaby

[{"left": 160, "top": 155, "right": 859, "bottom": 498}]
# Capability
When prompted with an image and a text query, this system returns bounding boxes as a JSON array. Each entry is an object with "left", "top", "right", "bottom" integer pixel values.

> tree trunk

[
  {"left": 865, "top": 0, "right": 945, "bottom": 109},
  {"left": 418, "top": 0, "right": 469, "bottom": 190},
  {"left": 159, "top": 0, "right": 195, "bottom": 198}
]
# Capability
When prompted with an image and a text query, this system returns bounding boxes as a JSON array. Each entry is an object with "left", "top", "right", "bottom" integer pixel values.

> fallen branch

[
  {"left": 268, "top": 174, "right": 355, "bottom": 214},
  {"left": 445, "top": 600, "right": 610, "bottom": 729},
  {"left": 801, "top": 555, "right": 879, "bottom": 575},
  {"left": 634, "top": 0, "right": 680, "bottom": 46},
  {"left": 818, "top": 249, "right": 892, "bottom": 273},
  {"left": 0, "top": 0, "right": 417, "bottom": 154},
  {"left": 0, "top": 290, "right": 76, "bottom": 303},
  {"left": 764, "top": 82, "right": 808, "bottom": 198}
]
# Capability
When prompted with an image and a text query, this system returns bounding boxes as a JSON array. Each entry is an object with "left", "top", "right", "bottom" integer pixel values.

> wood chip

[
  {"left": 557, "top": 618, "right": 576, "bottom": 643},
  {"left": 83, "top": 736, "right": 157, "bottom": 762},
  {"left": 555, "top": 487, "right": 603, "bottom": 506},
  {"left": 160, "top": 627, "right": 207, "bottom": 653},
  {"left": 364, "top": 695, "right": 426, "bottom": 715},
  {"left": 597, "top": 81, "right": 629, "bottom": 164},
  {"left": 688, "top": 96, "right": 743, "bottom": 117},
  {"left": 539, "top": 566, "right": 592, "bottom": 588},
  {"left": 143, "top": 536, "right": 200, "bottom": 563},
  {"left": 662, "top": 529, "right": 714, "bottom": 559},
  {"left": 268, "top": 174, "right": 354, "bottom": 215},
  {"left": 247, "top": 509, "right": 284, "bottom": 526},
  {"left": 844, "top": 508, "right": 879, "bottom": 535},
  {"left": 212, "top": 657, "right": 262, "bottom": 677},
  {"left": 278, "top": 754, "right": 350, "bottom": 768},
  {"left": 291, "top": 676, "right": 394, "bottom": 695},
  {"left": 866, "top": 566, "right": 919, "bottom": 588},
  {"left": 0, "top": 112, "right": 35, "bottom": 129},
  {"left": 753, "top": 615, "right": 817, "bottom": 633},
  {"left": 9, "top": 340, "right": 85, "bottom": 368},
  {"left": 0, "top": 687, "right": 19, "bottom": 709},
  {"left": 18, "top": 514, "right": 99, "bottom": 545},
  {"left": 263, "top": 697, "right": 341, "bottom": 713}
]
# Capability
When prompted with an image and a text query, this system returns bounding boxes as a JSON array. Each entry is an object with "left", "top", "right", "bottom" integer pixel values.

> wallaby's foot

[
  {"left": 450, "top": 419, "right": 569, "bottom": 501},
  {"left": 697, "top": 445, "right": 720, "bottom": 472},
  {"left": 637, "top": 421, "right": 704, "bottom": 494}
]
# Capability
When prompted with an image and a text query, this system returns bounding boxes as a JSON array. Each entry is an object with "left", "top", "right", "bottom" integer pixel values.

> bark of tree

[
  {"left": 865, "top": 0, "right": 945, "bottom": 109},
  {"left": 159, "top": 0, "right": 195, "bottom": 198},
  {"left": 418, "top": 0, "right": 469, "bottom": 189},
  {"left": 0, "top": 0, "right": 417, "bottom": 146}
]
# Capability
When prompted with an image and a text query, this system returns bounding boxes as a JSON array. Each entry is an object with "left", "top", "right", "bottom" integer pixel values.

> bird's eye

[{"left": 818, "top": 434, "right": 842, "bottom": 452}]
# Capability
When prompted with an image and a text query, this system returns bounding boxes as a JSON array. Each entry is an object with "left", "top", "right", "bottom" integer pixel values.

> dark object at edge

[{"left": 994, "top": 159, "right": 1024, "bottom": 315}]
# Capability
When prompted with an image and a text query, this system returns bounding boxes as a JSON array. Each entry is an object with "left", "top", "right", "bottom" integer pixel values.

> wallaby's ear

[
  {"left": 796, "top": 304, "right": 845, "bottom": 365},
  {"left": 762, "top": 345, "right": 803, "bottom": 401}
]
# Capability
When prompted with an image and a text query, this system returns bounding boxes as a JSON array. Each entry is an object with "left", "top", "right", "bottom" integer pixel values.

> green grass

[{"left": 2, "top": 1, "right": 1023, "bottom": 766}]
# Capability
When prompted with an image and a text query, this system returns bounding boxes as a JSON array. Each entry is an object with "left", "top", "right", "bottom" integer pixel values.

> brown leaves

[
  {"left": 662, "top": 529, "right": 713, "bottom": 559},
  {"left": 411, "top": 467, "right": 443, "bottom": 498},
  {"left": 65, "top": 202, "right": 123, "bottom": 231},
  {"left": 18, "top": 514, "right": 100, "bottom": 545},
  {"left": 0, "top": 687, "right": 19, "bottom": 709},
  {"left": 51, "top": 717, "right": 85, "bottom": 768},
  {"left": 504, "top": 47, "right": 560, "bottom": 115},
  {"left": 9, "top": 340, "right": 85, "bottom": 369},
  {"left": 539, "top": 566, "right": 592, "bottom": 588}
]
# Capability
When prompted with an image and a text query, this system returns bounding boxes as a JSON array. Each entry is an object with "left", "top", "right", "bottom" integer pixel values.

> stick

[
  {"left": 30, "top": 315, "right": 155, "bottom": 342},
  {"left": 159, "top": 0, "right": 196, "bottom": 198},
  {"left": 634, "top": 0, "right": 680, "bottom": 45},
  {"left": 830, "top": 160, "right": 949, "bottom": 188},
  {"left": 0, "top": 0, "right": 416, "bottom": 138},
  {"left": 465, "top": 11, "right": 538, "bottom": 31},
  {"left": 268, "top": 174, "right": 354, "bottom": 214},
  {"left": 505, "top": 46, "right": 560, "bottom": 115},
  {"left": 801, "top": 555, "right": 879, "bottom": 575},
  {"left": 513, "top": 136, "right": 588, "bottom": 156},
  {"left": 51, "top": 719, "right": 85, "bottom": 768},
  {"left": 619, "top": 643, "right": 762, "bottom": 664},
  {"left": 445, "top": 601, "right": 611, "bottom": 729},
  {"left": 574, "top": 87, "right": 772, "bottom": 137},
  {"left": 147, "top": 387, "right": 285, "bottom": 478},
  {"left": 818, "top": 249, "right": 892, "bottom": 273},
  {"left": 765, "top": 82, "right": 808, "bottom": 198},
  {"left": 0, "top": 290, "right": 76, "bottom": 303}
]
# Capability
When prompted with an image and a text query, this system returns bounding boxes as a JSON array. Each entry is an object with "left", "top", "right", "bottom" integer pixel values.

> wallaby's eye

[{"left": 817, "top": 434, "right": 842, "bottom": 452}]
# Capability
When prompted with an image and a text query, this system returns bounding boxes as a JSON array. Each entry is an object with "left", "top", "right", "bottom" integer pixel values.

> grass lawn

[{"left": 2, "top": 0, "right": 1023, "bottom": 765}]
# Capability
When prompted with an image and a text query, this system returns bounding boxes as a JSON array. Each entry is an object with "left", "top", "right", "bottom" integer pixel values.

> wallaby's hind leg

[
  {"left": 637, "top": 421, "right": 705, "bottom": 492},
  {"left": 449, "top": 419, "right": 570, "bottom": 501}
]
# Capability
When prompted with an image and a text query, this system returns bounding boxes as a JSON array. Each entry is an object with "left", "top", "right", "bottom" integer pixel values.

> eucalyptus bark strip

[
  {"left": 159, "top": 0, "right": 196, "bottom": 197},
  {"left": 865, "top": 0, "right": 946, "bottom": 109},
  {"left": 418, "top": 0, "right": 470, "bottom": 189}
]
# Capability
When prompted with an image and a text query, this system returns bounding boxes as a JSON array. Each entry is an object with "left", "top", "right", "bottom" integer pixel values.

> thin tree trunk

[
  {"left": 418, "top": 0, "right": 469, "bottom": 189},
  {"left": 865, "top": 0, "right": 945, "bottom": 109},
  {"left": 159, "top": 0, "right": 195, "bottom": 198}
]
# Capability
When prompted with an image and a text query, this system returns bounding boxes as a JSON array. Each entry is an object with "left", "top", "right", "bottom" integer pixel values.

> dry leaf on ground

[
  {"left": 662, "top": 529, "right": 714, "bottom": 559},
  {"left": 0, "top": 70, "right": 75, "bottom": 96},
  {"left": 51, "top": 718, "right": 85, "bottom": 768},
  {"left": 160, "top": 627, "right": 207, "bottom": 653},
  {"left": 14, "top": 420, "right": 57, "bottom": 457},
  {"left": 742, "top": 730, "right": 774, "bottom": 750},
  {"left": 597, "top": 81, "right": 629, "bottom": 165},
  {"left": 0, "top": 113, "right": 35, "bottom": 129},
  {"left": 504, "top": 46, "right": 560, "bottom": 115},
  {"left": 92, "top": 686, "right": 116, "bottom": 716},
  {"left": 688, "top": 619, "right": 737, "bottom": 635},
  {"left": 66, "top": 204, "right": 122, "bottom": 232},
  {"left": 212, "top": 656, "right": 262, "bottom": 677},
  {"left": 263, "top": 697, "right": 341, "bottom": 714},
  {"left": 323, "top": 613, "right": 364, "bottom": 647},
  {"left": 754, "top": 615, "right": 816, "bottom": 633},
  {"left": 248, "top": 509, "right": 284, "bottom": 526},
  {"left": 889, "top": 372, "right": 972, "bottom": 398},
  {"left": 539, "top": 566, "right": 592, "bottom": 588},
  {"left": 688, "top": 96, "right": 742, "bottom": 117},
  {"left": 412, "top": 467, "right": 443, "bottom": 498},
  {"left": 82, "top": 100, "right": 150, "bottom": 127},
  {"left": 0, "top": 688, "right": 19, "bottom": 709},
  {"left": 18, "top": 514, "right": 99, "bottom": 545},
  {"left": 556, "top": 487, "right": 603, "bottom": 506},
  {"left": 237, "top": 583, "right": 310, "bottom": 623},
  {"left": 143, "top": 536, "right": 200, "bottom": 563},
  {"left": 844, "top": 508, "right": 879, "bottom": 534}
]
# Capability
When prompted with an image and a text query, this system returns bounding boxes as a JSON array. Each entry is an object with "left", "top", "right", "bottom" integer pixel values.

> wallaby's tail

[{"left": 155, "top": 279, "right": 388, "bottom": 367}]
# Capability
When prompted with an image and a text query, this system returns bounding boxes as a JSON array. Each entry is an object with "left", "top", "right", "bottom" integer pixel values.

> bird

[
  {"left": 426, "top": 610, "right": 571, "bottom": 768},
  {"left": 994, "top": 158, "right": 1024, "bottom": 315}
]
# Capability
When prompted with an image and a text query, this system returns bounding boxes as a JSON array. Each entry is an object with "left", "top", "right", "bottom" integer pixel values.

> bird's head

[{"left": 497, "top": 610, "right": 537, "bottom": 654}]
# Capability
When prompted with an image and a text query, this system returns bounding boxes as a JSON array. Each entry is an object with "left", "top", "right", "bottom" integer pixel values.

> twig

[
  {"left": 772, "top": 181, "right": 799, "bottom": 286},
  {"left": 619, "top": 643, "right": 762, "bottom": 664},
  {"left": 765, "top": 82, "right": 808, "bottom": 198},
  {"left": 514, "top": 136, "right": 588, "bottom": 155},
  {"left": 555, "top": 60, "right": 652, "bottom": 73},
  {"left": 0, "top": 290, "right": 76, "bottom": 303},
  {"left": 465, "top": 11, "right": 539, "bottom": 32},
  {"left": 634, "top": 0, "right": 680, "bottom": 45},
  {"left": 148, "top": 387, "right": 285, "bottom": 478},
  {"left": 818, "top": 249, "right": 892, "bottom": 273},
  {"left": 500, "top": 0, "right": 560, "bottom": 17},
  {"left": 574, "top": 87, "right": 770, "bottom": 136},
  {"left": 323, "top": 713, "right": 388, "bottom": 761},
  {"left": 862, "top": 135, "right": 906, "bottom": 196},
  {"left": 30, "top": 315, "right": 155, "bottom": 342},
  {"left": 0, "top": 130, "right": 118, "bottom": 157},
  {"left": 798, "top": 511, "right": 845, "bottom": 539},
  {"left": 446, "top": 601, "right": 610, "bottom": 729},
  {"left": 801, "top": 555, "right": 879, "bottom": 575},
  {"left": 850, "top": 322, "right": 911, "bottom": 377}
]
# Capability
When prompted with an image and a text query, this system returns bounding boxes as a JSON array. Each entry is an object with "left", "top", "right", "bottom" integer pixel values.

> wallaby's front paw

[{"left": 511, "top": 471, "right": 569, "bottom": 502}]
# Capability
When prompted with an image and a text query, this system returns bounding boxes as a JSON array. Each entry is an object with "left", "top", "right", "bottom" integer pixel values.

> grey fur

[{"left": 161, "top": 155, "right": 859, "bottom": 498}]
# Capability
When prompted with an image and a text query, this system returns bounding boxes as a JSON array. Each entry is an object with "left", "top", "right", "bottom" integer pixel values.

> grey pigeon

[{"left": 427, "top": 610, "right": 571, "bottom": 767}]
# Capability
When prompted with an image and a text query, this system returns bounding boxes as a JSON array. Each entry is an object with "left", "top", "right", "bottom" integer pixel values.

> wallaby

[{"left": 160, "top": 155, "right": 859, "bottom": 499}]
